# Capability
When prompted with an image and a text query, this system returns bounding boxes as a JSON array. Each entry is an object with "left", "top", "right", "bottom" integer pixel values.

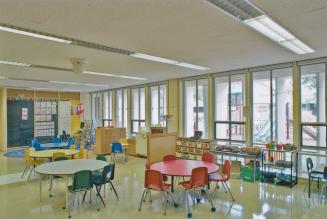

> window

[
  {"left": 214, "top": 74, "right": 245, "bottom": 142},
  {"left": 252, "top": 68, "right": 293, "bottom": 144},
  {"left": 116, "top": 89, "right": 128, "bottom": 128},
  {"left": 91, "top": 93, "right": 102, "bottom": 127},
  {"left": 301, "top": 63, "right": 326, "bottom": 148},
  {"left": 103, "top": 91, "right": 112, "bottom": 126},
  {"left": 150, "top": 84, "right": 167, "bottom": 126},
  {"left": 184, "top": 79, "right": 208, "bottom": 138},
  {"left": 131, "top": 87, "right": 145, "bottom": 133}
]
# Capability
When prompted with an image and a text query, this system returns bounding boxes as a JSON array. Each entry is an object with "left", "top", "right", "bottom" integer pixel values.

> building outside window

[
  {"left": 252, "top": 68, "right": 293, "bottom": 145},
  {"left": 184, "top": 78, "right": 208, "bottom": 138},
  {"left": 91, "top": 92, "right": 102, "bottom": 127},
  {"left": 301, "top": 63, "right": 326, "bottom": 148},
  {"left": 214, "top": 74, "right": 245, "bottom": 142},
  {"left": 116, "top": 89, "right": 128, "bottom": 128},
  {"left": 102, "top": 91, "right": 112, "bottom": 126},
  {"left": 131, "top": 87, "right": 145, "bottom": 133},
  {"left": 150, "top": 84, "right": 167, "bottom": 127}
]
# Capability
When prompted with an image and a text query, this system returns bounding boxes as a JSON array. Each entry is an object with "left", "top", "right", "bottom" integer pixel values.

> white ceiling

[{"left": 0, "top": 0, "right": 326, "bottom": 92}]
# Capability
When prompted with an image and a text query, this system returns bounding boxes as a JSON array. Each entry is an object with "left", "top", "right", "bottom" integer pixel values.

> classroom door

[{"left": 7, "top": 100, "right": 34, "bottom": 147}]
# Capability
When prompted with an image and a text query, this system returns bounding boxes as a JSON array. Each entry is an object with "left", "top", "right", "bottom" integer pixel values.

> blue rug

[{"left": 4, "top": 150, "right": 25, "bottom": 158}]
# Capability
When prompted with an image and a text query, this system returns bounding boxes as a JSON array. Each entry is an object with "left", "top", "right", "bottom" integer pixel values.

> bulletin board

[
  {"left": 7, "top": 100, "right": 34, "bottom": 147},
  {"left": 34, "top": 100, "right": 58, "bottom": 141},
  {"left": 58, "top": 100, "right": 71, "bottom": 135}
]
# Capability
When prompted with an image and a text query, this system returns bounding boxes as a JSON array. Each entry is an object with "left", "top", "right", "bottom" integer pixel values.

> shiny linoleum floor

[{"left": 0, "top": 152, "right": 326, "bottom": 219}]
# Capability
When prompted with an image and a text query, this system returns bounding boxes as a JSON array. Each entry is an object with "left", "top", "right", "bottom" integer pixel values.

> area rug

[{"left": 3, "top": 150, "right": 25, "bottom": 158}]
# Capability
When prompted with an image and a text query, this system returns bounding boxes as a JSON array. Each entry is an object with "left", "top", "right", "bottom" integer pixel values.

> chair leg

[
  {"left": 49, "top": 177, "right": 53, "bottom": 197},
  {"left": 68, "top": 193, "right": 72, "bottom": 218},
  {"left": 21, "top": 164, "right": 29, "bottom": 178},
  {"left": 96, "top": 186, "right": 105, "bottom": 207},
  {"left": 185, "top": 191, "right": 192, "bottom": 218},
  {"left": 206, "top": 187, "right": 215, "bottom": 212},
  {"left": 82, "top": 191, "right": 87, "bottom": 204},
  {"left": 224, "top": 182, "right": 235, "bottom": 202},
  {"left": 221, "top": 182, "right": 228, "bottom": 193},
  {"left": 27, "top": 166, "right": 34, "bottom": 181},
  {"left": 138, "top": 189, "right": 147, "bottom": 211},
  {"left": 109, "top": 181, "right": 119, "bottom": 200}
]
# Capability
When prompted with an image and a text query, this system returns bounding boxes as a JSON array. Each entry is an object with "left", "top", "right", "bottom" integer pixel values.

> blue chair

[
  {"left": 34, "top": 142, "right": 41, "bottom": 151},
  {"left": 67, "top": 140, "right": 75, "bottom": 149},
  {"left": 91, "top": 164, "right": 119, "bottom": 206},
  {"left": 54, "top": 138, "right": 62, "bottom": 144},
  {"left": 111, "top": 142, "right": 125, "bottom": 163},
  {"left": 31, "top": 139, "right": 39, "bottom": 147}
]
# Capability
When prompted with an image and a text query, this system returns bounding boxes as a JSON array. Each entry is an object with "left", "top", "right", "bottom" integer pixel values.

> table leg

[
  {"left": 171, "top": 176, "right": 175, "bottom": 192},
  {"left": 253, "top": 158, "right": 256, "bottom": 183},
  {"left": 39, "top": 175, "right": 42, "bottom": 202},
  {"left": 64, "top": 176, "right": 69, "bottom": 210},
  {"left": 308, "top": 176, "right": 311, "bottom": 198}
]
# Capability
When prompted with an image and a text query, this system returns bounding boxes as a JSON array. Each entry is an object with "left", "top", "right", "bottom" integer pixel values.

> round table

[
  {"left": 30, "top": 149, "right": 79, "bottom": 159},
  {"left": 35, "top": 159, "right": 108, "bottom": 210},
  {"left": 150, "top": 160, "right": 219, "bottom": 191}
]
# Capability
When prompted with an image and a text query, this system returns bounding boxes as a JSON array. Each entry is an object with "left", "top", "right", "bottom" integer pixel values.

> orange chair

[
  {"left": 202, "top": 152, "right": 215, "bottom": 163},
  {"left": 21, "top": 148, "right": 44, "bottom": 181},
  {"left": 209, "top": 160, "right": 234, "bottom": 201},
  {"left": 138, "top": 169, "right": 177, "bottom": 215},
  {"left": 145, "top": 161, "right": 151, "bottom": 170},
  {"left": 179, "top": 167, "right": 215, "bottom": 218},
  {"left": 163, "top": 154, "right": 176, "bottom": 161}
]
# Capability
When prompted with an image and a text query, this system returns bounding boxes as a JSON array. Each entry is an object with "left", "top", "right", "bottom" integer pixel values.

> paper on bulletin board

[
  {"left": 58, "top": 101, "right": 71, "bottom": 135},
  {"left": 22, "top": 108, "right": 28, "bottom": 120}
]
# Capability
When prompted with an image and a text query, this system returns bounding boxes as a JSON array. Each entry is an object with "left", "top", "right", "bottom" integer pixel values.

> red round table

[{"left": 150, "top": 160, "right": 219, "bottom": 191}]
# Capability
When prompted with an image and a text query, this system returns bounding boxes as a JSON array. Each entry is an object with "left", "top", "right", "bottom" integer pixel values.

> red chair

[
  {"left": 179, "top": 167, "right": 215, "bottom": 218},
  {"left": 138, "top": 169, "right": 177, "bottom": 215},
  {"left": 209, "top": 160, "right": 234, "bottom": 201},
  {"left": 163, "top": 154, "right": 177, "bottom": 161},
  {"left": 202, "top": 152, "right": 215, "bottom": 163},
  {"left": 145, "top": 160, "right": 151, "bottom": 170}
]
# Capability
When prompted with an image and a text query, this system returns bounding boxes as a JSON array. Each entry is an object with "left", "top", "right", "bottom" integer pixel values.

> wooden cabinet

[
  {"left": 95, "top": 127, "right": 126, "bottom": 155},
  {"left": 126, "top": 138, "right": 136, "bottom": 156},
  {"left": 176, "top": 137, "right": 213, "bottom": 160}
]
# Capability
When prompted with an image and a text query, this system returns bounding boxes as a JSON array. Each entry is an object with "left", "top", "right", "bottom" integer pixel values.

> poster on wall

[
  {"left": 34, "top": 101, "right": 57, "bottom": 137},
  {"left": 22, "top": 107, "right": 28, "bottom": 120},
  {"left": 58, "top": 101, "right": 71, "bottom": 136}
]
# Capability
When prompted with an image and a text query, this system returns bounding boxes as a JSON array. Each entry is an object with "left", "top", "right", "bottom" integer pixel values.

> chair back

[
  {"left": 54, "top": 156, "right": 68, "bottom": 162},
  {"left": 119, "top": 138, "right": 128, "bottom": 144},
  {"left": 72, "top": 170, "right": 92, "bottom": 192},
  {"left": 144, "top": 169, "right": 164, "bottom": 190},
  {"left": 145, "top": 161, "right": 151, "bottom": 170},
  {"left": 24, "top": 148, "right": 31, "bottom": 163},
  {"left": 96, "top": 155, "right": 107, "bottom": 162},
  {"left": 54, "top": 138, "right": 62, "bottom": 144},
  {"left": 189, "top": 167, "right": 208, "bottom": 188},
  {"left": 79, "top": 148, "right": 88, "bottom": 159},
  {"left": 31, "top": 139, "right": 39, "bottom": 147},
  {"left": 109, "top": 163, "right": 116, "bottom": 181},
  {"left": 306, "top": 158, "right": 313, "bottom": 173},
  {"left": 112, "top": 142, "right": 123, "bottom": 153},
  {"left": 69, "top": 144, "right": 76, "bottom": 150},
  {"left": 100, "top": 164, "right": 114, "bottom": 183},
  {"left": 34, "top": 142, "right": 41, "bottom": 151},
  {"left": 53, "top": 152, "right": 66, "bottom": 161},
  {"left": 202, "top": 152, "right": 215, "bottom": 163},
  {"left": 163, "top": 154, "right": 176, "bottom": 161},
  {"left": 323, "top": 167, "right": 327, "bottom": 179},
  {"left": 222, "top": 160, "right": 231, "bottom": 180}
]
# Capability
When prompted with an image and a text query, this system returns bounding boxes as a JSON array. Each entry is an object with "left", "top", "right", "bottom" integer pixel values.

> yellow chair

[
  {"left": 74, "top": 148, "right": 88, "bottom": 159},
  {"left": 21, "top": 148, "right": 44, "bottom": 181},
  {"left": 69, "top": 144, "right": 76, "bottom": 150},
  {"left": 52, "top": 152, "right": 66, "bottom": 161}
]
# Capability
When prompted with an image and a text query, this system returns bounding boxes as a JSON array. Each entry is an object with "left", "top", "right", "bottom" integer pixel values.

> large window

[
  {"left": 131, "top": 87, "right": 145, "bottom": 133},
  {"left": 116, "top": 89, "right": 127, "bottom": 128},
  {"left": 150, "top": 84, "right": 167, "bottom": 126},
  {"left": 103, "top": 91, "right": 112, "bottom": 126},
  {"left": 301, "top": 63, "right": 326, "bottom": 148},
  {"left": 91, "top": 93, "right": 102, "bottom": 127},
  {"left": 252, "top": 68, "right": 293, "bottom": 144},
  {"left": 184, "top": 79, "right": 208, "bottom": 138},
  {"left": 214, "top": 74, "right": 245, "bottom": 142}
]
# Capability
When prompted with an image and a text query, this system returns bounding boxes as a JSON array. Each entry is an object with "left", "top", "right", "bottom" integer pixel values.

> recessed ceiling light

[
  {"left": 0, "top": 24, "right": 72, "bottom": 44},
  {"left": 130, "top": 53, "right": 209, "bottom": 70},
  {"left": 0, "top": 60, "right": 31, "bottom": 67},
  {"left": 49, "top": 81, "right": 107, "bottom": 87},
  {"left": 83, "top": 71, "right": 147, "bottom": 80},
  {"left": 206, "top": 0, "right": 314, "bottom": 54}
]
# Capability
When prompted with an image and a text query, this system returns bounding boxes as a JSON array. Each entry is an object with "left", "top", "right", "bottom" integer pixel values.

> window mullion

[{"left": 228, "top": 76, "right": 232, "bottom": 141}]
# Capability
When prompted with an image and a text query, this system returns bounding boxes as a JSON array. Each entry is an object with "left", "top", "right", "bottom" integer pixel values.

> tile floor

[{"left": 0, "top": 152, "right": 326, "bottom": 219}]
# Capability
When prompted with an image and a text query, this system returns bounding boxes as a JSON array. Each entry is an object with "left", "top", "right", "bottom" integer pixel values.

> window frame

[
  {"left": 131, "top": 87, "right": 146, "bottom": 133},
  {"left": 102, "top": 91, "right": 113, "bottom": 126},
  {"left": 116, "top": 89, "right": 127, "bottom": 128},
  {"left": 214, "top": 74, "right": 246, "bottom": 143},
  {"left": 300, "top": 62, "right": 327, "bottom": 149},
  {"left": 149, "top": 83, "right": 167, "bottom": 127}
]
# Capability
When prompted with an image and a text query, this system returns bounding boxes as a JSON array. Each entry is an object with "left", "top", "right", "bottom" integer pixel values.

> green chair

[
  {"left": 68, "top": 170, "right": 98, "bottom": 218},
  {"left": 96, "top": 155, "right": 107, "bottom": 162}
]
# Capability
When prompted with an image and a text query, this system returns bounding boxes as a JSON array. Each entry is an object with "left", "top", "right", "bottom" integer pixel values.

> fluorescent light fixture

[
  {"left": 0, "top": 60, "right": 31, "bottom": 67},
  {"left": 31, "top": 87, "right": 81, "bottom": 92},
  {"left": 0, "top": 76, "right": 6, "bottom": 79},
  {"left": 175, "top": 63, "right": 209, "bottom": 71},
  {"left": 49, "top": 81, "right": 107, "bottom": 87},
  {"left": 244, "top": 15, "right": 314, "bottom": 54},
  {"left": 84, "top": 70, "right": 147, "bottom": 80},
  {"left": 0, "top": 25, "right": 72, "bottom": 44},
  {"left": 206, "top": 0, "right": 314, "bottom": 55},
  {"left": 130, "top": 53, "right": 209, "bottom": 70}
]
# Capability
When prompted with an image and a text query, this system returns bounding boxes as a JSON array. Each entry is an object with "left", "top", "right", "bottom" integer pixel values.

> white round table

[
  {"left": 30, "top": 149, "right": 79, "bottom": 159},
  {"left": 35, "top": 159, "right": 108, "bottom": 209}
]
